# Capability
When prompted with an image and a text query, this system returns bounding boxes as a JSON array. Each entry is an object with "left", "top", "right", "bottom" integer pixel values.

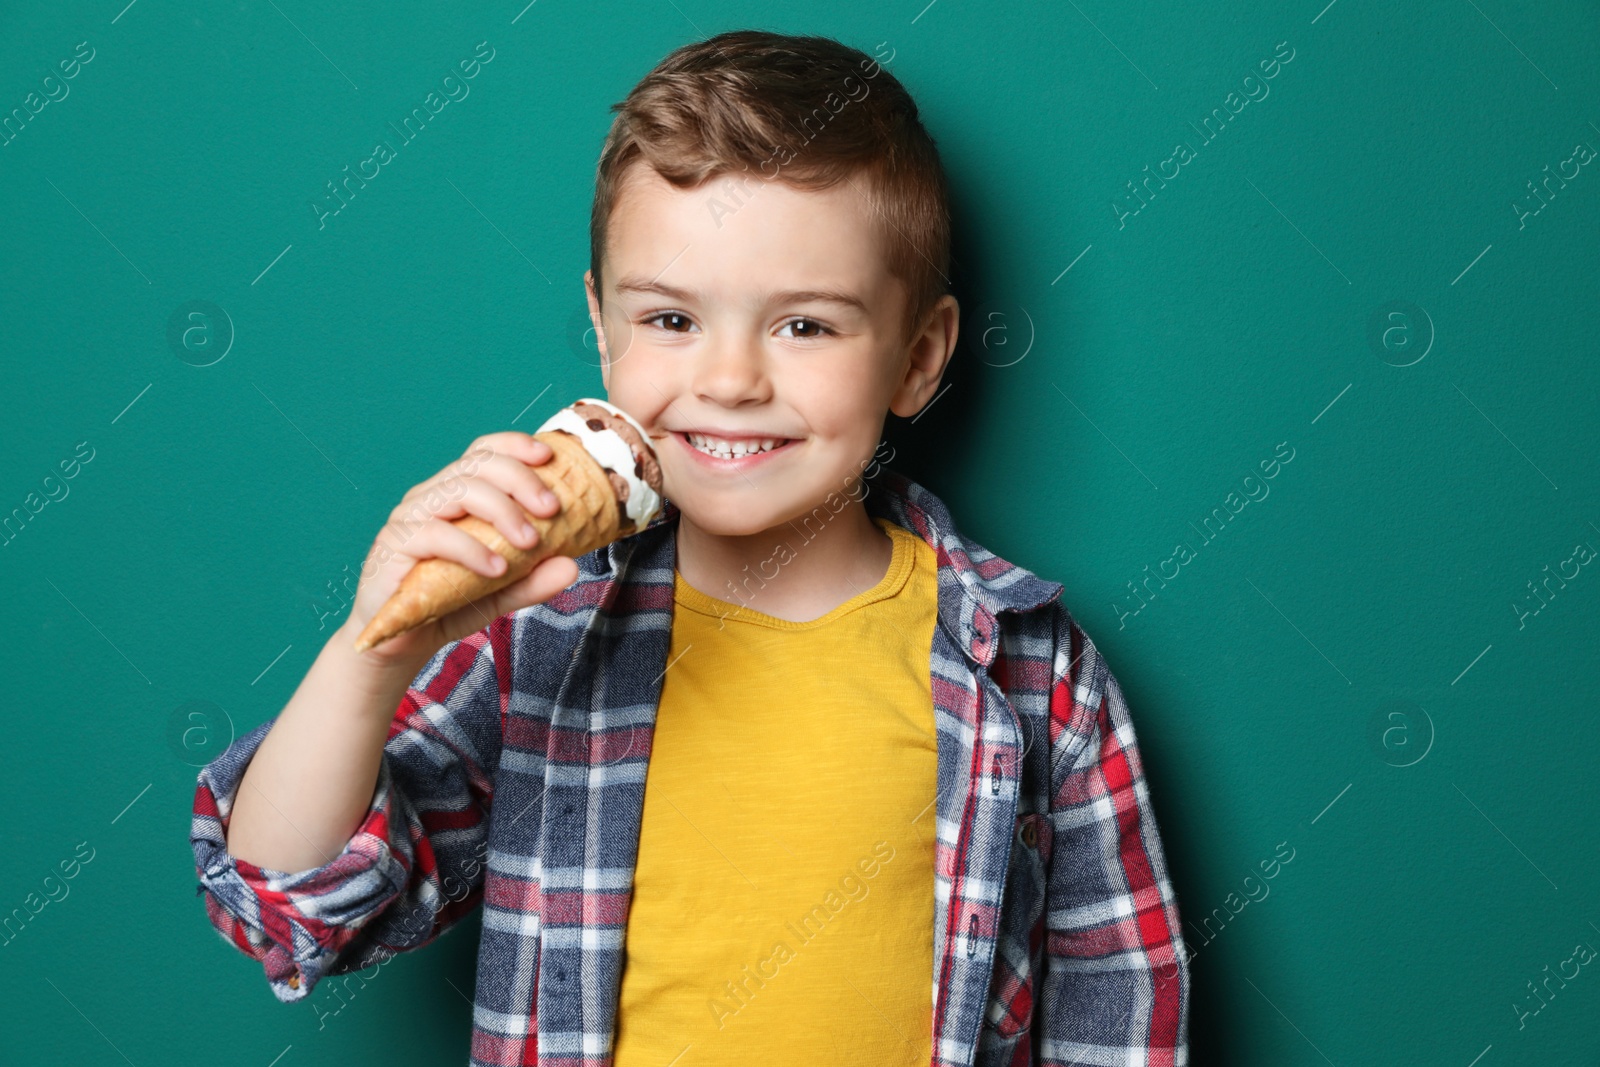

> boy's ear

[
  {"left": 584, "top": 270, "right": 612, "bottom": 389},
  {"left": 889, "top": 293, "right": 960, "bottom": 419}
]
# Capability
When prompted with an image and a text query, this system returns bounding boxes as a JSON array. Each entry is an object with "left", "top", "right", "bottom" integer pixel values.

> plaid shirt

[{"left": 191, "top": 466, "right": 1189, "bottom": 1066}]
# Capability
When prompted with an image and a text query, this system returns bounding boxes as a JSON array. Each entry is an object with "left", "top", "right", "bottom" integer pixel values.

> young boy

[{"left": 190, "top": 30, "right": 1189, "bottom": 1067}]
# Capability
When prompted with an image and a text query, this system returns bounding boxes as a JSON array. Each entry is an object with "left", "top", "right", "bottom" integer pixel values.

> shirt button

[
  {"left": 1020, "top": 819, "right": 1039, "bottom": 848},
  {"left": 974, "top": 610, "right": 993, "bottom": 641}
]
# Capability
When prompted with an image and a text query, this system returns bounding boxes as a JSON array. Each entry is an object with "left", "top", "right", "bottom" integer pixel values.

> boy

[{"left": 190, "top": 29, "right": 1189, "bottom": 1067}]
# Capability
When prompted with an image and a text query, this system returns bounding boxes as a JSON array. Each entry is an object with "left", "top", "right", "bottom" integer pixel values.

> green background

[{"left": 3, "top": 0, "right": 1597, "bottom": 1063}]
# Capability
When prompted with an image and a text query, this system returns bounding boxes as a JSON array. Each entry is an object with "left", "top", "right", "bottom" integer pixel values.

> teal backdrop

[{"left": 2, "top": 0, "right": 1597, "bottom": 1063}]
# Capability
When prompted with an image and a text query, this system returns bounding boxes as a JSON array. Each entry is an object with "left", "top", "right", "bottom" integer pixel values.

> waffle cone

[{"left": 352, "top": 429, "right": 623, "bottom": 654}]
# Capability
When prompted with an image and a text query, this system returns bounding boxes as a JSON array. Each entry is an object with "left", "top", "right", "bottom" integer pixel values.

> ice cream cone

[{"left": 352, "top": 399, "right": 662, "bottom": 654}]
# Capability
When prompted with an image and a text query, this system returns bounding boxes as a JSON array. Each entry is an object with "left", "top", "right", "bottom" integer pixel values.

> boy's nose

[{"left": 692, "top": 334, "right": 773, "bottom": 406}]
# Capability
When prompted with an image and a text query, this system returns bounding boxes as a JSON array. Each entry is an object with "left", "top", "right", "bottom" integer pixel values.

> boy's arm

[
  {"left": 189, "top": 616, "right": 511, "bottom": 1003},
  {"left": 1036, "top": 605, "right": 1190, "bottom": 1064}
]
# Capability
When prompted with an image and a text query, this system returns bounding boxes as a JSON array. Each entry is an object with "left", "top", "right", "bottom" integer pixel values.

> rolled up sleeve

[
  {"left": 190, "top": 618, "right": 511, "bottom": 1003},
  {"left": 1038, "top": 607, "right": 1190, "bottom": 1064}
]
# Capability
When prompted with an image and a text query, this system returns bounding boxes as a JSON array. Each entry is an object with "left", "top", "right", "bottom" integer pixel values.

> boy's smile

[
  {"left": 676, "top": 430, "right": 799, "bottom": 470},
  {"left": 583, "top": 163, "right": 956, "bottom": 617}
]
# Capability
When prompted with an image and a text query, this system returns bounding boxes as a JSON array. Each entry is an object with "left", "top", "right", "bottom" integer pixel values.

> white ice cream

[{"left": 535, "top": 397, "right": 663, "bottom": 529}]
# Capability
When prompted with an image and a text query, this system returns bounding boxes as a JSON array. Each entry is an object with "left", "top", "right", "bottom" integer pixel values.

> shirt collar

[{"left": 608, "top": 465, "right": 1064, "bottom": 666}]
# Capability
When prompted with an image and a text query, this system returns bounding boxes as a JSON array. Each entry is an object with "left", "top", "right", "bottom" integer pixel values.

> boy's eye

[
  {"left": 638, "top": 313, "right": 833, "bottom": 339},
  {"left": 642, "top": 312, "right": 695, "bottom": 333},
  {"left": 778, "top": 318, "right": 832, "bottom": 339}
]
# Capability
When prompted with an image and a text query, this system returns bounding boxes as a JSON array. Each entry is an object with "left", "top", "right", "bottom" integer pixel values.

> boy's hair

[{"left": 590, "top": 30, "right": 951, "bottom": 350}]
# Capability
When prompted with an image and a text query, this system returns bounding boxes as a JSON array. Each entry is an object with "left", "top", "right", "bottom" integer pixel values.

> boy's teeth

[{"left": 687, "top": 433, "right": 784, "bottom": 457}]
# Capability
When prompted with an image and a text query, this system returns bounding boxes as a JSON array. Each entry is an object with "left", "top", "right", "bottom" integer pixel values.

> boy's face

[{"left": 585, "top": 164, "right": 954, "bottom": 538}]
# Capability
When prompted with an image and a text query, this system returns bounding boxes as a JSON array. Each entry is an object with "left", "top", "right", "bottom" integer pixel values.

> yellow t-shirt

[{"left": 611, "top": 516, "right": 939, "bottom": 1067}]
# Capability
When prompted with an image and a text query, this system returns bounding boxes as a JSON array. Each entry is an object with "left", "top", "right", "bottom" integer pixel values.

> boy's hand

[{"left": 342, "top": 432, "right": 582, "bottom": 670}]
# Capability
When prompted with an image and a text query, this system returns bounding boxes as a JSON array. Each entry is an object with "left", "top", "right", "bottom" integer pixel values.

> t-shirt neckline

[{"left": 672, "top": 516, "right": 916, "bottom": 631}]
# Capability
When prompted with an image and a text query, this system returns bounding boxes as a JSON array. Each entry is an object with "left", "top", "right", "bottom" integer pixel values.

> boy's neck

[{"left": 673, "top": 498, "right": 896, "bottom": 624}]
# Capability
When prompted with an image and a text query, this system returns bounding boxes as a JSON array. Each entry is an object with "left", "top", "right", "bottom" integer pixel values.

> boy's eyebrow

[{"left": 613, "top": 276, "right": 870, "bottom": 315}]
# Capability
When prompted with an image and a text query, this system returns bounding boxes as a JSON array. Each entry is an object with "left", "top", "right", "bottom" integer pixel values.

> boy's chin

[
  {"left": 675, "top": 501, "right": 785, "bottom": 539},
  {"left": 673, "top": 492, "right": 812, "bottom": 540}
]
